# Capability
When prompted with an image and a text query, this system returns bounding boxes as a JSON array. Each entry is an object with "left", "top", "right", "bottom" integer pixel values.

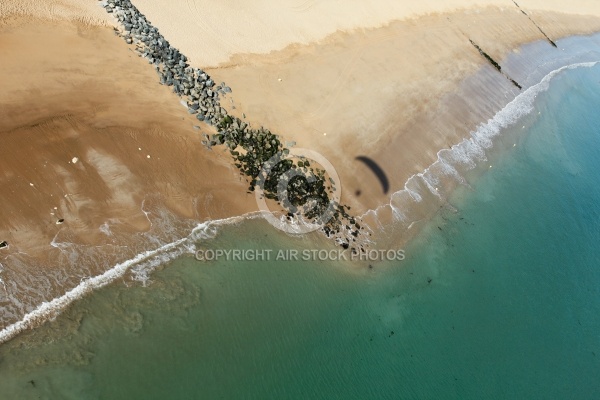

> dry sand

[
  {"left": 0, "top": 0, "right": 110, "bottom": 26},
  {"left": 131, "top": 0, "right": 600, "bottom": 67}
]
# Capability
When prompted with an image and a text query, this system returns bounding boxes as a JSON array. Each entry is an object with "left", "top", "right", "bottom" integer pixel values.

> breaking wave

[
  {"left": 0, "top": 211, "right": 257, "bottom": 346},
  {"left": 362, "top": 61, "right": 599, "bottom": 237}
]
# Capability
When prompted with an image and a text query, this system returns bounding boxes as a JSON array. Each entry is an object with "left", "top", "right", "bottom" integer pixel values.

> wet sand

[{"left": 0, "top": 19, "right": 257, "bottom": 258}]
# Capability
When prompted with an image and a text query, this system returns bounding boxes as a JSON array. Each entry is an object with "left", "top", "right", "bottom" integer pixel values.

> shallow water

[{"left": 1, "top": 64, "right": 600, "bottom": 399}]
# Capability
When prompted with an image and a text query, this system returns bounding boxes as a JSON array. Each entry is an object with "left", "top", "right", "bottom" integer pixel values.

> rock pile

[
  {"left": 100, "top": 0, "right": 366, "bottom": 251},
  {"left": 100, "top": 0, "right": 232, "bottom": 126}
]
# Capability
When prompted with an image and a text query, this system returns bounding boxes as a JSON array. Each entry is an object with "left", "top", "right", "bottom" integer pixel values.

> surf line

[
  {"left": 361, "top": 61, "right": 600, "bottom": 226},
  {"left": 0, "top": 213, "right": 258, "bottom": 346}
]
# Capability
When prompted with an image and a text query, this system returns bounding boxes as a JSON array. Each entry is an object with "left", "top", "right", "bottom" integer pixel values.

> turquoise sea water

[{"left": 1, "top": 65, "right": 600, "bottom": 399}]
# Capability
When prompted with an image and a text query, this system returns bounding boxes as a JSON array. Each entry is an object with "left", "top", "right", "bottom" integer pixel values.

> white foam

[
  {"left": 0, "top": 212, "right": 257, "bottom": 345},
  {"left": 129, "top": 222, "right": 222, "bottom": 285},
  {"left": 362, "top": 61, "right": 600, "bottom": 225}
]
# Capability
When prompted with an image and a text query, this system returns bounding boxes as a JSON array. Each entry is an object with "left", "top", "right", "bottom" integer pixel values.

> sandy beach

[
  {"left": 119, "top": 0, "right": 600, "bottom": 216},
  {"left": 0, "top": 18, "right": 257, "bottom": 255},
  {"left": 0, "top": 13, "right": 258, "bottom": 331},
  {"left": 131, "top": 0, "right": 600, "bottom": 67},
  {"left": 2, "top": 0, "right": 600, "bottom": 333},
  {"left": 202, "top": 7, "right": 600, "bottom": 217}
]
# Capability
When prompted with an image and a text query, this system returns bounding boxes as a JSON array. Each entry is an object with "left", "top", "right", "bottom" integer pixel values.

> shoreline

[
  {"left": 363, "top": 57, "right": 600, "bottom": 250},
  {"left": 2, "top": 54, "right": 600, "bottom": 346},
  {"left": 3, "top": 1, "right": 600, "bottom": 343},
  {"left": 0, "top": 17, "right": 259, "bottom": 333},
  {"left": 0, "top": 211, "right": 263, "bottom": 346}
]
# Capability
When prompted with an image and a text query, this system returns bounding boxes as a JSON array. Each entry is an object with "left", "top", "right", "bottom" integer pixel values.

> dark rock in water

[{"left": 0, "top": 241, "right": 8, "bottom": 249}]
